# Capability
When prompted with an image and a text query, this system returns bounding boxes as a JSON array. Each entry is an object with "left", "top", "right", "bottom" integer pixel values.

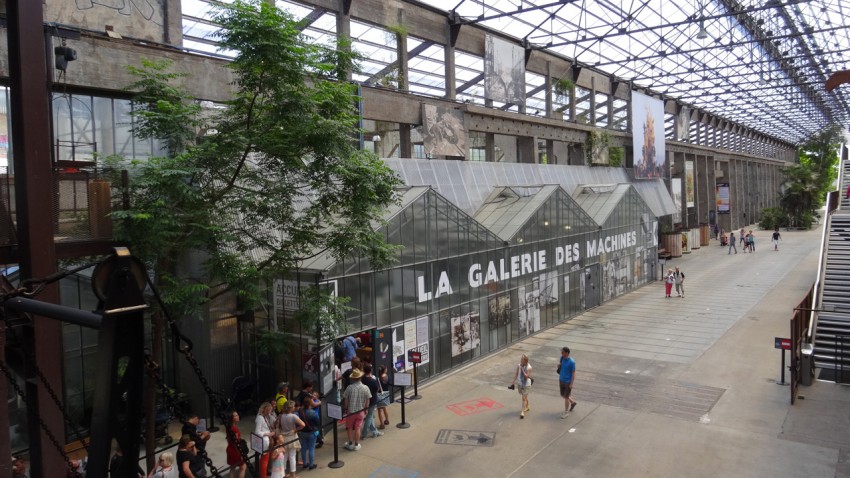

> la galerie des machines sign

[{"left": 417, "top": 230, "right": 638, "bottom": 302}]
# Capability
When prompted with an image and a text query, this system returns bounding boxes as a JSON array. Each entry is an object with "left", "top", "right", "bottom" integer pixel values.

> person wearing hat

[
  {"left": 274, "top": 382, "right": 290, "bottom": 415},
  {"left": 664, "top": 268, "right": 675, "bottom": 298},
  {"left": 341, "top": 368, "right": 371, "bottom": 451}
]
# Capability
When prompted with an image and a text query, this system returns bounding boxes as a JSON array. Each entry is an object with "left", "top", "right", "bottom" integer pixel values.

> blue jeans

[
  {"left": 361, "top": 404, "right": 378, "bottom": 438},
  {"left": 299, "top": 431, "right": 317, "bottom": 466}
]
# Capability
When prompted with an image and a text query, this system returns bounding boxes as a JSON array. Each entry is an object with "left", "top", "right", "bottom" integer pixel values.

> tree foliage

[
  {"left": 774, "top": 125, "right": 842, "bottom": 228},
  {"left": 113, "top": 0, "right": 402, "bottom": 326}
]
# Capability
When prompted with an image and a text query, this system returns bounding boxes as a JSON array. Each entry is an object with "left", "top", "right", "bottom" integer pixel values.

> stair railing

[{"left": 808, "top": 190, "right": 839, "bottom": 345}]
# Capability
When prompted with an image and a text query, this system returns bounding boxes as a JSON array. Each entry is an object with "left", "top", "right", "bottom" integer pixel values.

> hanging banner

[
  {"left": 631, "top": 91, "right": 666, "bottom": 178},
  {"left": 484, "top": 35, "right": 526, "bottom": 104},
  {"left": 672, "top": 178, "right": 682, "bottom": 223},
  {"left": 716, "top": 183, "right": 730, "bottom": 213},
  {"left": 685, "top": 161, "right": 695, "bottom": 207}
]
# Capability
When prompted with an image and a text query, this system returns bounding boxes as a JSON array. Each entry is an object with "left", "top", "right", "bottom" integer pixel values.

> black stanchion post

[
  {"left": 780, "top": 349, "right": 786, "bottom": 385},
  {"left": 411, "top": 362, "right": 422, "bottom": 400},
  {"left": 396, "top": 384, "right": 410, "bottom": 429},
  {"left": 408, "top": 350, "right": 422, "bottom": 400},
  {"left": 328, "top": 417, "right": 344, "bottom": 468}
]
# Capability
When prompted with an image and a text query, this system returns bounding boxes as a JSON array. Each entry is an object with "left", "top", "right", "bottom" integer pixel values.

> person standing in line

[
  {"left": 739, "top": 228, "right": 746, "bottom": 248},
  {"left": 748, "top": 230, "right": 756, "bottom": 252},
  {"left": 276, "top": 401, "right": 304, "bottom": 477},
  {"left": 511, "top": 354, "right": 533, "bottom": 419},
  {"left": 713, "top": 223, "right": 719, "bottom": 240},
  {"left": 772, "top": 229, "right": 782, "bottom": 251},
  {"left": 673, "top": 266, "right": 685, "bottom": 298},
  {"left": 341, "top": 369, "right": 371, "bottom": 451},
  {"left": 664, "top": 268, "right": 675, "bottom": 298},
  {"left": 359, "top": 363, "right": 384, "bottom": 439},
  {"left": 558, "top": 347, "right": 577, "bottom": 419},
  {"left": 147, "top": 452, "right": 176, "bottom": 478},
  {"left": 274, "top": 382, "right": 290, "bottom": 415},
  {"left": 225, "top": 411, "right": 247, "bottom": 478},
  {"left": 269, "top": 435, "right": 287, "bottom": 478},
  {"left": 254, "top": 402, "right": 276, "bottom": 478},
  {"left": 297, "top": 396, "right": 320, "bottom": 470},
  {"left": 728, "top": 231, "right": 737, "bottom": 254},
  {"left": 376, "top": 365, "right": 391, "bottom": 429}
]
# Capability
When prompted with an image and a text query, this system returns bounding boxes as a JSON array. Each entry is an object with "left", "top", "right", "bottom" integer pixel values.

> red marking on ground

[{"left": 446, "top": 398, "right": 504, "bottom": 416}]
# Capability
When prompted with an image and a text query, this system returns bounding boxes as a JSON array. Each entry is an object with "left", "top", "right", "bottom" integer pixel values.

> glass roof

[
  {"left": 431, "top": 0, "right": 850, "bottom": 145},
  {"left": 182, "top": 0, "right": 850, "bottom": 145}
]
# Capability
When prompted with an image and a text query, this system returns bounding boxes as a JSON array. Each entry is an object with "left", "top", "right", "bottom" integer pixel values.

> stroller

[{"left": 141, "top": 399, "right": 175, "bottom": 444}]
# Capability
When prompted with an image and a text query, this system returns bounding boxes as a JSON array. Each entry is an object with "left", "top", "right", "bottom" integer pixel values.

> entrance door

[{"left": 583, "top": 264, "right": 600, "bottom": 309}]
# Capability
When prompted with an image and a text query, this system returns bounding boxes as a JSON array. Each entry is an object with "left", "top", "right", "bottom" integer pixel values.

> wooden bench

[
  {"left": 657, "top": 248, "right": 672, "bottom": 260},
  {"left": 63, "top": 438, "right": 90, "bottom": 461}
]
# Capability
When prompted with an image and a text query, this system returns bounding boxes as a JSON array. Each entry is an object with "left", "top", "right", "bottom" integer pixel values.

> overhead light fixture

[{"left": 696, "top": 21, "right": 709, "bottom": 40}]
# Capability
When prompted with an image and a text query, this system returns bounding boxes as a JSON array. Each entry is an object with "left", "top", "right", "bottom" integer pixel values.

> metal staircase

[{"left": 813, "top": 159, "right": 850, "bottom": 383}]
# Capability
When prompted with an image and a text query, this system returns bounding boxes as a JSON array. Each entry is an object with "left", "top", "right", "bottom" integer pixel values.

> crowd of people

[{"left": 13, "top": 332, "right": 392, "bottom": 478}]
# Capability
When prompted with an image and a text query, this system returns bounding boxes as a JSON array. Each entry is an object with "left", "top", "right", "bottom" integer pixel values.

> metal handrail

[{"left": 807, "top": 187, "right": 842, "bottom": 342}]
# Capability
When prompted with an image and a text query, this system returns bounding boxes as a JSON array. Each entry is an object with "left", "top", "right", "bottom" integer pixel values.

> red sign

[
  {"left": 408, "top": 350, "right": 422, "bottom": 364},
  {"left": 446, "top": 398, "right": 503, "bottom": 417},
  {"left": 774, "top": 337, "right": 791, "bottom": 350}
]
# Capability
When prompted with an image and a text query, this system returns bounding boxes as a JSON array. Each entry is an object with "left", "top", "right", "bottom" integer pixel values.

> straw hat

[{"left": 349, "top": 369, "right": 364, "bottom": 380}]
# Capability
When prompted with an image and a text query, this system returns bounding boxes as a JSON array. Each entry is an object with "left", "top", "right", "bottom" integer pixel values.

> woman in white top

[
  {"left": 511, "top": 354, "right": 533, "bottom": 419},
  {"left": 147, "top": 452, "right": 176, "bottom": 478},
  {"left": 254, "top": 402, "right": 276, "bottom": 478}
]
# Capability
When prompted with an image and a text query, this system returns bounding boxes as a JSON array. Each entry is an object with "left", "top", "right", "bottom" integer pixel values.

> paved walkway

[{"left": 194, "top": 225, "right": 850, "bottom": 478}]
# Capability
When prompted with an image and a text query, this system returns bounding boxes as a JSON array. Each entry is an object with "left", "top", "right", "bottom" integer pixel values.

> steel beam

[{"left": 7, "top": 0, "right": 64, "bottom": 474}]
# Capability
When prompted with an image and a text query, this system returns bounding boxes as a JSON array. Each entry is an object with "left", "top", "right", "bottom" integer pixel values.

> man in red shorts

[{"left": 342, "top": 368, "right": 371, "bottom": 451}]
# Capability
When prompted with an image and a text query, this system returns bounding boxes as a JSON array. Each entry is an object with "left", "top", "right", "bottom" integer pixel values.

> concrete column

[
  {"left": 396, "top": 10, "right": 408, "bottom": 91},
  {"left": 546, "top": 139, "right": 556, "bottom": 164},
  {"left": 445, "top": 23, "right": 456, "bottom": 100},
  {"left": 336, "top": 0, "right": 352, "bottom": 81},
  {"left": 589, "top": 76, "right": 597, "bottom": 126},
  {"left": 517, "top": 137, "right": 536, "bottom": 163},
  {"left": 164, "top": 0, "right": 183, "bottom": 45},
  {"left": 485, "top": 133, "right": 496, "bottom": 162},
  {"left": 545, "top": 61, "right": 553, "bottom": 118},
  {"left": 399, "top": 123, "right": 412, "bottom": 158}
]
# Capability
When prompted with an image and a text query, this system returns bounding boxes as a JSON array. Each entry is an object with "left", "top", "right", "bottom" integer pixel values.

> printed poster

[
  {"left": 631, "top": 91, "right": 666, "bottom": 178},
  {"left": 685, "top": 160, "right": 695, "bottom": 207}
]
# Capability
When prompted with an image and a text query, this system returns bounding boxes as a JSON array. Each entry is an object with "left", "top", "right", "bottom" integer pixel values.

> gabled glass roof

[
  {"left": 182, "top": 0, "right": 850, "bottom": 145},
  {"left": 572, "top": 183, "right": 632, "bottom": 225},
  {"left": 474, "top": 185, "right": 561, "bottom": 241}
]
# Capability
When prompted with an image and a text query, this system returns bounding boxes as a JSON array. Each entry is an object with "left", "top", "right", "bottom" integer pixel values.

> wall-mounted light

[{"left": 54, "top": 45, "right": 77, "bottom": 72}]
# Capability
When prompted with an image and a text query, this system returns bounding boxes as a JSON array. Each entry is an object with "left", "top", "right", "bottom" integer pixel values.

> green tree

[
  {"left": 776, "top": 125, "right": 842, "bottom": 228},
  {"left": 111, "top": 0, "right": 401, "bottom": 468}
]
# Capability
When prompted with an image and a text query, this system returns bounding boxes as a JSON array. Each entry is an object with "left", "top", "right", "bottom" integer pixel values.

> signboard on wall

[
  {"left": 376, "top": 316, "right": 430, "bottom": 374},
  {"left": 716, "top": 183, "right": 730, "bottom": 213}
]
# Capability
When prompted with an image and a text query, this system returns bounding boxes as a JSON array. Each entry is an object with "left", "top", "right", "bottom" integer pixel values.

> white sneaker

[
  {"left": 560, "top": 411, "right": 570, "bottom": 419},
  {"left": 344, "top": 443, "right": 354, "bottom": 451},
  {"left": 354, "top": 443, "right": 362, "bottom": 451},
  {"left": 372, "top": 431, "right": 384, "bottom": 437}
]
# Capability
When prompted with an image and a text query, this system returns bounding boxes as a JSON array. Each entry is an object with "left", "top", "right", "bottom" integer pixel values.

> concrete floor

[{"left": 193, "top": 225, "right": 850, "bottom": 478}]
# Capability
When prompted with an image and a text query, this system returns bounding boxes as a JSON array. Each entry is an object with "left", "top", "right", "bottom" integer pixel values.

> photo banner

[
  {"left": 672, "top": 178, "right": 682, "bottom": 223},
  {"left": 685, "top": 160, "right": 695, "bottom": 207},
  {"left": 716, "top": 183, "right": 730, "bottom": 214},
  {"left": 676, "top": 107, "right": 690, "bottom": 141},
  {"left": 631, "top": 91, "right": 666, "bottom": 178},
  {"left": 484, "top": 35, "right": 526, "bottom": 104},
  {"left": 422, "top": 104, "right": 467, "bottom": 158}
]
